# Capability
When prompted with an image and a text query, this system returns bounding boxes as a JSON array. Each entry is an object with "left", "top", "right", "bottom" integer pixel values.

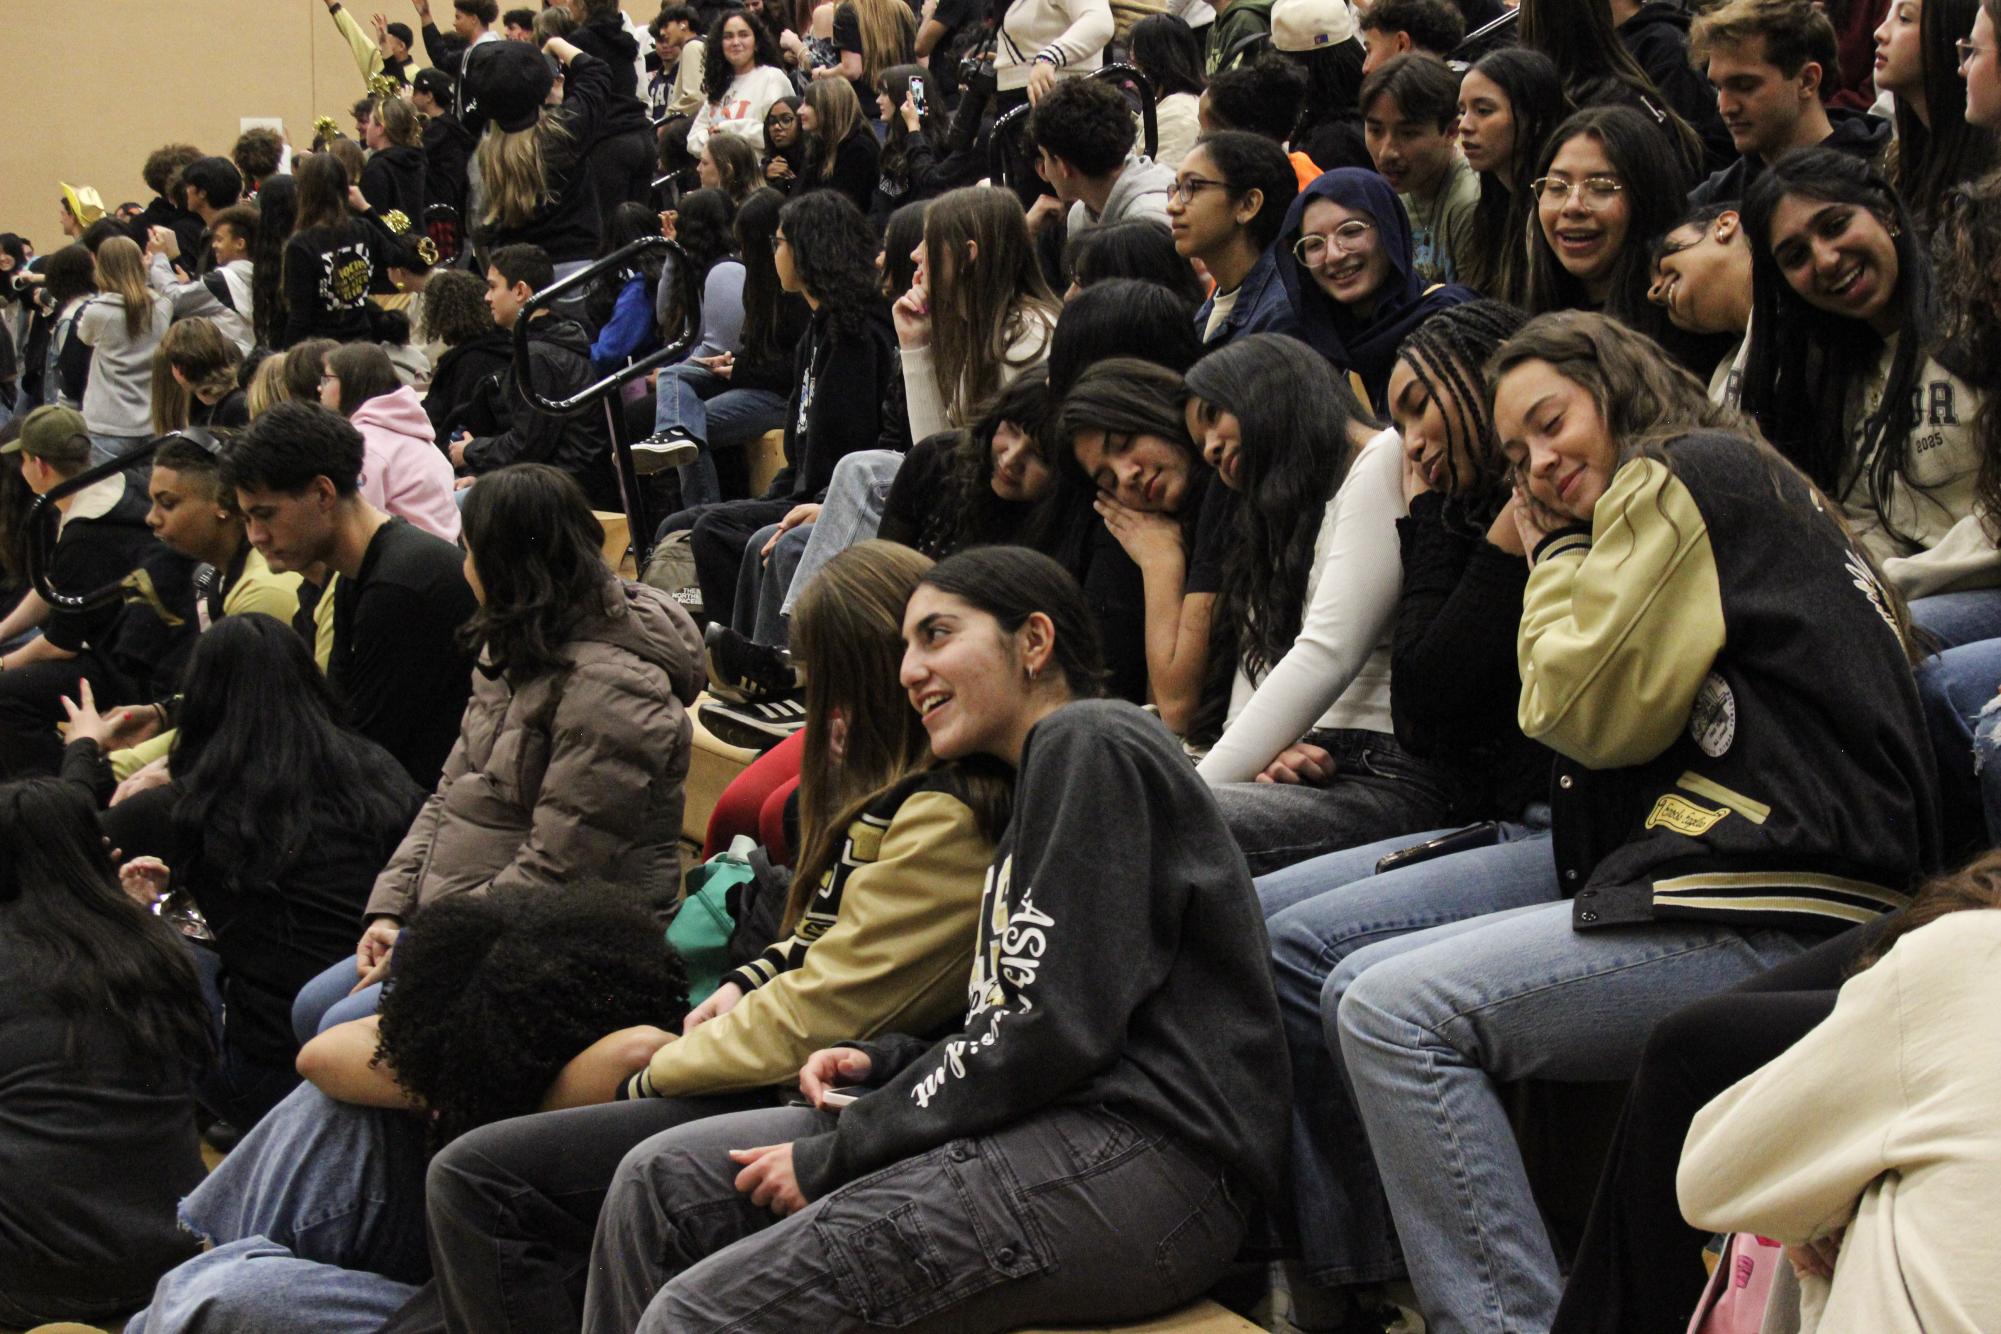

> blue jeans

[
  {"left": 292, "top": 955, "right": 386, "bottom": 1046},
  {"left": 1259, "top": 824, "right": 1555, "bottom": 1285},
  {"left": 89, "top": 431, "right": 149, "bottom": 468},
  {"left": 1909, "top": 588, "right": 2001, "bottom": 649},
  {"left": 126, "top": 1082, "right": 430, "bottom": 1334},
  {"left": 1335, "top": 902, "right": 1816, "bottom": 1334},
  {"left": 778, "top": 449, "right": 904, "bottom": 617},
  {"left": 653, "top": 363, "right": 788, "bottom": 512},
  {"left": 585, "top": 1103, "right": 1249, "bottom": 1333},
  {"left": 733, "top": 520, "right": 811, "bottom": 647}
]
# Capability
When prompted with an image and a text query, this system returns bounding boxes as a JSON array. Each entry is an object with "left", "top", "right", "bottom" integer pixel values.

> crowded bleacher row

[{"left": 4, "top": 0, "right": 2001, "bottom": 1330}]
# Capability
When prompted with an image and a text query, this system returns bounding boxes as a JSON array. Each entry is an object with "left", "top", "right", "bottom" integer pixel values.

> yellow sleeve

[
  {"left": 314, "top": 574, "right": 338, "bottom": 673},
  {"left": 110, "top": 730, "right": 175, "bottom": 781},
  {"left": 331, "top": 4, "right": 386, "bottom": 81},
  {"left": 222, "top": 557, "right": 303, "bottom": 625},
  {"left": 1517, "top": 458, "right": 1726, "bottom": 769},
  {"left": 639, "top": 789, "right": 993, "bottom": 1098}
]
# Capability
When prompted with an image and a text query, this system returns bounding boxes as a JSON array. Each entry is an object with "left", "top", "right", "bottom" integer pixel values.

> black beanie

[{"left": 465, "top": 40, "right": 557, "bottom": 134}]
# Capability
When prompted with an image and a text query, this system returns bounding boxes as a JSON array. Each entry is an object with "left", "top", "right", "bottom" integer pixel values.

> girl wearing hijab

[{"left": 1276, "top": 168, "right": 1475, "bottom": 414}]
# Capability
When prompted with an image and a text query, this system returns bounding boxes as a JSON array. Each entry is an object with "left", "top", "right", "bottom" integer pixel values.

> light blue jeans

[
  {"left": 89, "top": 431, "right": 148, "bottom": 468},
  {"left": 1259, "top": 823, "right": 1555, "bottom": 1286},
  {"left": 653, "top": 363, "right": 788, "bottom": 512},
  {"left": 1335, "top": 901, "right": 1816, "bottom": 1334},
  {"left": 125, "top": 1082, "right": 429, "bottom": 1334},
  {"left": 778, "top": 448, "right": 904, "bottom": 617},
  {"left": 291, "top": 955, "right": 385, "bottom": 1046}
]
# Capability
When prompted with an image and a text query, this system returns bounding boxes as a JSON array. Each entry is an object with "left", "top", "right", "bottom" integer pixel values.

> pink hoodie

[{"left": 350, "top": 386, "right": 462, "bottom": 543}]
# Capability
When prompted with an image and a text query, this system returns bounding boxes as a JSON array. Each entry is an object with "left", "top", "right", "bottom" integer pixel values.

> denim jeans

[
  {"left": 778, "top": 449, "right": 904, "bottom": 617},
  {"left": 292, "top": 954, "right": 386, "bottom": 1046},
  {"left": 1914, "top": 635, "right": 2001, "bottom": 853},
  {"left": 653, "top": 363, "right": 788, "bottom": 512},
  {"left": 89, "top": 431, "right": 149, "bottom": 467},
  {"left": 1210, "top": 729, "right": 1464, "bottom": 876},
  {"left": 126, "top": 1082, "right": 431, "bottom": 1333},
  {"left": 1908, "top": 588, "right": 2001, "bottom": 649},
  {"left": 1335, "top": 901, "right": 1816, "bottom": 1334},
  {"left": 585, "top": 1103, "right": 1249, "bottom": 1333},
  {"left": 732, "top": 521, "right": 811, "bottom": 647},
  {"left": 1258, "top": 826, "right": 1556, "bottom": 1286}
]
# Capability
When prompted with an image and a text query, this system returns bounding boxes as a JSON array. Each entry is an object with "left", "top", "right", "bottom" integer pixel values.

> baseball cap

[
  {"left": 1271, "top": 0, "right": 1360, "bottom": 52},
  {"left": 413, "top": 66, "right": 456, "bottom": 102},
  {"left": 3, "top": 406, "right": 93, "bottom": 469}
]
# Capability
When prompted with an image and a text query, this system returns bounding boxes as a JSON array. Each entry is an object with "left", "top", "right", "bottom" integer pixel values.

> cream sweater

[{"left": 1679, "top": 912, "right": 2001, "bottom": 1334}]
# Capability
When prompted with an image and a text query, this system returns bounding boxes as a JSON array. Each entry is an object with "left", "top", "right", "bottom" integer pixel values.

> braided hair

[{"left": 1394, "top": 299, "right": 1529, "bottom": 529}]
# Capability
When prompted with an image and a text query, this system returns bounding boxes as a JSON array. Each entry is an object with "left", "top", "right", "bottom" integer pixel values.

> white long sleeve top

[{"left": 1197, "top": 428, "right": 1403, "bottom": 785}]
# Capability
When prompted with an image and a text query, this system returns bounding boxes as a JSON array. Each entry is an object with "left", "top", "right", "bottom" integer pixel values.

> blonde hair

[
  {"left": 838, "top": 0, "right": 916, "bottom": 94},
  {"left": 372, "top": 94, "right": 424, "bottom": 149},
  {"left": 923, "top": 188, "right": 1059, "bottom": 427},
  {"left": 477, "top": 116, "right": 574, "bottom": 229},
  {"left": 245, "top": 355, "right": 290, "bottom": 417},
  {"left": 93, "top": 237, "right": 156, "bottom": 339},
  {"left": 152, "top": 318, "right": 240, "bottom": 434},
  {"left": 802, "top": 77, "right": 862, "bottom": 181}
]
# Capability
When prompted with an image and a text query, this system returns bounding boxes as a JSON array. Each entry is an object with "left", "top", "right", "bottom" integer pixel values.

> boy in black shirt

[
  {"left": 222, "top": 402, "right": 476, "bottom": 789},
  {"left": 0, "top": 407, "right": 175, "bottom": 777}
]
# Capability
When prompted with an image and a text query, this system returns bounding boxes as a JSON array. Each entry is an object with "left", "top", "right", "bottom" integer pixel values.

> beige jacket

[{"left": 1680, "top": 912, "right": 2001, "bottom": 1333}]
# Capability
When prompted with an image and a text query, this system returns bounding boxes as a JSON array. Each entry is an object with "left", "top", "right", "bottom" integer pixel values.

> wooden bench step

[{"left": 1016, "top": 1298, "right": 1265, "bottom": 1332}]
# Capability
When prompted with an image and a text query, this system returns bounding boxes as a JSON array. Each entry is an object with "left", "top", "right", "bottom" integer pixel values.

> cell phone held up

[{"left": 907, "top": 73, "right": 928, "bottom": 116}]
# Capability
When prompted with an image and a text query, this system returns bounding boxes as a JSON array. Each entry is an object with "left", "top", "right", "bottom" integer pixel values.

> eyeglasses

[
  {"left": 772, "top": 234, "right": 789, "bottom": 251},
  {"left": 1168, "top": 175, "right": 1234, "bottom": 205},
  {"left": 1531, "top": 175, "right": 1626, "bottom": 210},
  {"left": 1292, "top": 221, "right": 1376, "bottom": 266},
  {"left": 1958, "top": 38, "right": 1993, "bottom": 64},
  {"left": 769, "top": 112, "right": 797, "bottom": 124}
]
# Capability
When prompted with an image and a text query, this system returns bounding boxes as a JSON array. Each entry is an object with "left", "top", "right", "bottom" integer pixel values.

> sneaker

[
  {"left": 704, "top": 622, "right": 802, "bottom": 701},
  {"left": 700, "top": 692, "right": 808, "bottom": 751},
  {"left": 630, "top": 428, "right": 700, "bottom": 475}
]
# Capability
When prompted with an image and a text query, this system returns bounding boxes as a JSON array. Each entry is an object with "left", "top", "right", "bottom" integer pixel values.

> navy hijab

[{"left": 1276, "top": 168, "right": 1475, "bottom": 412}]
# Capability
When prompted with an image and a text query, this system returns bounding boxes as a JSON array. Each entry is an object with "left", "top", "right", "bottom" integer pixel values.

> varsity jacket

[
  {"left": 1519, "top": 433, "right": 1941, "bottom": 934},
  {"left": 620, "top": 761, "right": 1006, "bottom": 1100}
]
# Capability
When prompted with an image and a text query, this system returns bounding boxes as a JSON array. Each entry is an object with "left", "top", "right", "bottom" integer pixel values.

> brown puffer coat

[{"left": 364, "top": 577, "right": 705, "bottom": 926}]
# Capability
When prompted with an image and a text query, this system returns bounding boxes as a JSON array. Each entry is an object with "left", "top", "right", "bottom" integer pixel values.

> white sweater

[
  {"left": 686, "top": 65, "right": 796, "bottom": 156},
  {"left": 1197, "top": 428, "right": 1403, "bottom": 785},
  {"left": 900, "top": 309, "right": 1055, "bottom": 440},
  {"left": 994, "top": 0, "right": 1114, "bottom": 91},
  {"left": 1679, "top": 911, "right": 2001, "bottom": 1334}
]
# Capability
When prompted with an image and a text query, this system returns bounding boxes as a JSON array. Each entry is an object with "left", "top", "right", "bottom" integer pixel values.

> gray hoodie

[
  {"left": 77, "top": 291, "right": 172, "bottom": 437},
  {"left": 1065, "top": 154, "right": 1175, "bottom": 238}
]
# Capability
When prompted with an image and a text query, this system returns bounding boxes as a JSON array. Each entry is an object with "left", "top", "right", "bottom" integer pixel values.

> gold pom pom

[{"left": 383, "top": 209, "right": 412, "bottom": 235}]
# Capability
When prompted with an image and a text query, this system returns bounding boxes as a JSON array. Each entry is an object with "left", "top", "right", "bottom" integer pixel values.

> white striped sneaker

[{"left": 698, "top": 692, "right": 808, "bottom": 751}]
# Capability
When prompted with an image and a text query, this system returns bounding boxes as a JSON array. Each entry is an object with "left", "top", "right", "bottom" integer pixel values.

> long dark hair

[
  {"left": 1524, "top": 105, "right": 1691, "bottom": 341},
  {"left": 734, "top": 187, "right": 792, "bottom": 364},
  {"left": 1460, "top": 47, "right": 1569, "bottom": 304},
  {"left": 1186, "top": 333, "right": 1364, "bottom": 680},
  {"left": 251, "top": 174, "right": 298, "bottom": 348},
  {"left": 1935, "top": 170, "right": 2001, "bottom": 541},
  {"left": 1394, "top": 298, "right": 1529, "bottom": 527},
  {"left": 0, "top": 778, "right": 211, "bottom": 1080},
  {"left": 459, "top": 464, "right": 614, "bottom": 679},
  {"left": 918, "top": 545, "right": 1107, "bottom": 699},
  {"left": 779, "top": 189, "right": 882, "bottom": 335},
  {"left": 918, "top": 366, "right": 1056, "bottom": 557},
  {"left": 1047, "top": 278, "right": 1203, "bottom": 398},
  {"left": 1889, "top": 0, "right": 1997, "bottom": 238},
  {"left": 1065, "top": 219, "right": 1206, "bottom": 306},
  {"left": 1285, "top": 38, "right": 1368, "bottom": 151},
  {"left": 585, "top": 201, "right": 669, "bottom": 331},
  {"left": 1515, "top": 0, "right": 1703, "bottom": 171},
  {"left": 170, "top": 614, "right": 423, "bottom": 895},
  {"left": 1741, "top": 148, "right": 1938, "bottom": 532},
  {"left": 701, "top": 7, "right": 786, "bottom": 100},
  {"left": 1129, "top": 14, "right": 1207, "bottom": 98},
  {"left": 879, "top": 63, "right": 948, "bottom": 185},
  {"left": 294, "top": 153, "right": 352, "bottom": 234}
]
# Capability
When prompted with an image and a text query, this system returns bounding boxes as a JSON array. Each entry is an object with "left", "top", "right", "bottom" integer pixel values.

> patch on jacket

[
  {"left": 1645, "top": 794, "right": 1730, "bottom": 837},
  {"left": 1688, "top": 672, "right": 1737, "bottom": 758}
]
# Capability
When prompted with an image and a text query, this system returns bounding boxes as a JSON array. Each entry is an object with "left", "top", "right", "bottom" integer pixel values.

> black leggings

[{"left": 1550, "top": 917, "right": 1890, "bottom": 1334}]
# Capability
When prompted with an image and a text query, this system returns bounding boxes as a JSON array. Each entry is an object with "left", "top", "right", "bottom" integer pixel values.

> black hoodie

[
  {"left": 1618, "top": 2, "right": 1736, "bottom": 174},
  {"left": 1690, "top": 108, "right": 1892, "bottom": 206},
  {"left": 463, "top": 313, "right": 618, "bottom": 508},
  {"left": 769, "top": 301, "right": 898, "bottom": 503},
  {"left": 422, "top": 112, "right": 476, "bottom": 220},
  {"left": 360, "top": 143, "right": 428, "bottom": 230},
  {"left": 474, "top": 51, "right": 612, "bottom": 263},
  {"left": 569, "top": 13, "right": 653, "bottom": 139},
  {"left": 425, "top": 328, "right": 514, "bottom": 441}
]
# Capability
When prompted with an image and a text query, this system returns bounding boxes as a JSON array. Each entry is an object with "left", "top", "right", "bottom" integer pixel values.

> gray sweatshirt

[{"left": 77, "top": 292, "right": 172, "bottom": 438}]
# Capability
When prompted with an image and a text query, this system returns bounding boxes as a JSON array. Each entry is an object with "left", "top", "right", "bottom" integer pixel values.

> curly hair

[
  {"left": 373, "top": 880, "right": 690, "bottom": 1144},
  {"left": 778, "top": 190, "right": 882, "bottom": 336},
  {"left": 1932, "top": 170, "right": 2001, "bottom": 541},
  {"left": 422, "top": 268, "right": 498, "bottom": 347},
  {"left": 702, "top": 7, "right": 786, "bottom": 101}
]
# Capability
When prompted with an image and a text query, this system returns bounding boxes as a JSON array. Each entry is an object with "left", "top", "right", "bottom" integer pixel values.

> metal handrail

[
  {"left": 988, "top": 62, "right": 1160, "bottom": 191},
  {"left": 1449, "top": 7, "right": 1517, "bottom": 63},
  {"left": 510, "top": 234, "right": 700, "bottom": 557}
]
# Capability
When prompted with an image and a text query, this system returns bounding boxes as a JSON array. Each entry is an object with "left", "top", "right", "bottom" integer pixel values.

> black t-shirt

[
  {"left": 330, "top": 517, "right": 478, "bottom": 789},
  {"left": 0, "top": 953, "right": 205, "bottom": 1311},
  {"left": 834, "top": 2, "right": 907, "bottom": 115},
  {"left": 43, "top": 474, "right": 158, "bottom": 656},
  {"left": 925, "top": 0, "right": 982, "bottom": 100}
]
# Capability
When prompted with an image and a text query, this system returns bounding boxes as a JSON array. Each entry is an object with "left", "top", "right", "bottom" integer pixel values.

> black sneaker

[
  {"left": 631, "top": 428, "right": 701, "bottom": 475},
  {"left": 700, "top": 692, "right": 808, "bottom": 751},
  {"left": 704, "top": 622, "right": 802, "bottom": 701}
]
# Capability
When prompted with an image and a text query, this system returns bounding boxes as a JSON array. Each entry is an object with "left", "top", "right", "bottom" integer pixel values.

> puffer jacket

[{"left": 364, "top": 578, "right": 706, "bottom": 926}]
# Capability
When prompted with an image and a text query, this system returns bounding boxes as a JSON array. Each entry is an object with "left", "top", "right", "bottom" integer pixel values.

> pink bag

[{"left": 1685, "top": 1234, "right": 1784, "bottom": 1334}]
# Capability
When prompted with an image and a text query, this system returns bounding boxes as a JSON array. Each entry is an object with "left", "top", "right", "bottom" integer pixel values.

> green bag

[{"left": 665, "top": 836, "right": 757, "bottom": 1004}]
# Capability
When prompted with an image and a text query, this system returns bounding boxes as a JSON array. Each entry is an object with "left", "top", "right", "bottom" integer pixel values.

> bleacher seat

[
  {"left": 745, "top": 429, "right": 786, "bottom": 499},
  {"left": 1020, "top": 1300, "right": 1265, "bottom": 1332},
  {"left": 682, "top": 691, "right": 760, "bottom": 848}
]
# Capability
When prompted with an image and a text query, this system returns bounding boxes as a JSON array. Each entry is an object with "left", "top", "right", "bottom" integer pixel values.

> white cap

[{"left": 1271, "top": 0, "right": 1360, "bottom": 52}]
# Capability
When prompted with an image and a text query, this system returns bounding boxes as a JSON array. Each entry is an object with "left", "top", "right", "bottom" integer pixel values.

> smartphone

[
  {"left": 1373, "top": 822, "right": 1501, "bottom": 875},
  {"left": 819, "top": 1086, "right": 868, "bottom": 1109},
  {"left": 907, "top": 73, "right": 928, "bottom": 117}
]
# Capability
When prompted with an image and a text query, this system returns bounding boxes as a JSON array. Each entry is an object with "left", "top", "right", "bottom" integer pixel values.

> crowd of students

[{"left": 5, "top": 0, "right": 2001, "bottom": 1330}]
